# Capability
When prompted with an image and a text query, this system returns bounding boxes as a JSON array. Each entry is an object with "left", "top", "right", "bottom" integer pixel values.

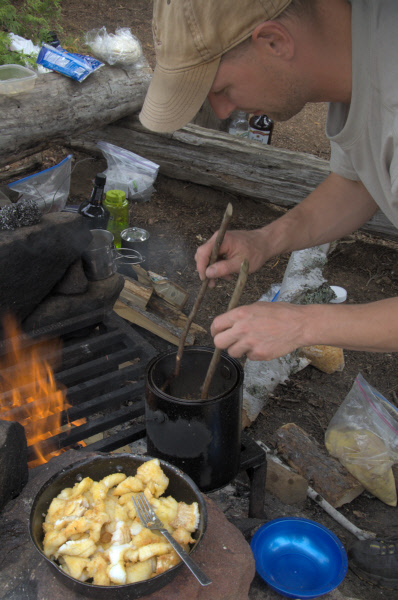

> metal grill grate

[{"left": 0, "top": 309, "right": 157, "bottom": 463}]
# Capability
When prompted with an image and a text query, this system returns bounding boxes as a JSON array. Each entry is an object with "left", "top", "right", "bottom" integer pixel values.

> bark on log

[
  {"left": 0, "top": 64, "right": 151, "bottom": 169},
  {"left": 273, "top": 423, "right": 364, "bottom": 508},
  {"left": 68, "top": 115, "right": 398, "bottom": 240}
]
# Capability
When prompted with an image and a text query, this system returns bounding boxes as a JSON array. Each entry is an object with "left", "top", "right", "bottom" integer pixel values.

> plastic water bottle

[
  {"left": 228, "top": 111, "right": 249, "bottom": 138},
  {"left": 103, "top": 189, "right": 129, "bottom": 248}
]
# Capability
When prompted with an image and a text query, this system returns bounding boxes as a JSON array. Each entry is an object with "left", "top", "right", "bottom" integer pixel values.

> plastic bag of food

[
  {"left": 97, "top": 141, "right": 159, "bottom": 202},
  {"left": 85, "top": 27, "right": 143, "bottom": 66},
  {"left": 8, "top": 155, "right": 72, "bottom": 214},
  {"left": 325, "top": 373, "right": 398, "bottom": 506},
  {"left": 36, "top": 43, "right": 104, "bottom": 81}
]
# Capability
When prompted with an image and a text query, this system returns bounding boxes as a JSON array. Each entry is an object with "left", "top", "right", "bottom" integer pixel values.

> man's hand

[
  {"left": 195, "top": 229, "right": 268, "bottom": 287},
  {"left": 210, "top": 301, "right": 309, "bottom": 360}
]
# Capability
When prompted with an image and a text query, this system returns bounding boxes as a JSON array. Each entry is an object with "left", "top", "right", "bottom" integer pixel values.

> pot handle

[{"left": 112, "top": 248, "right": 143, "bottom": 265}]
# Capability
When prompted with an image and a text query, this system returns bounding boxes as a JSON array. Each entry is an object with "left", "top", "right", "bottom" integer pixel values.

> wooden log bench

[{"left": 1, "top": 64, "right": 397, "bottom": 240}]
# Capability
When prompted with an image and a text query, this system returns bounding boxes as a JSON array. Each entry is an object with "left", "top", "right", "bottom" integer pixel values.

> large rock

[
  {"left": 0, "top": 449, "right": 255, "bottom": 600},
  {"left": 23, "top": 272, "right": 125, "bottom": 330},
  {"left": 0, "top": 212, "right": 92, "bottom": 325}
]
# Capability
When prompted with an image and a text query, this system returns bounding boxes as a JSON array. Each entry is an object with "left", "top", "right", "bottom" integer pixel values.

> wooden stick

[
  {"left": 200, "top": 258, "right": 249, "bottom": 399},
  {"left": 172, "top": 202, "right": 233, "bottom": 379}
]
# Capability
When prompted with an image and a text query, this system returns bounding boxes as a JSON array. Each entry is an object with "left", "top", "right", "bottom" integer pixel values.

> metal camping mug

[
  {"left": 82, "top": 229, "right": 143, "bottom": 281},
  {"left": 120, "top": 227, "right": 149, "bottom": 267}
]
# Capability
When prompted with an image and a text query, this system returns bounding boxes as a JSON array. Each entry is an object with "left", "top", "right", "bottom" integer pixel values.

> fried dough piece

[
  {"left": 106, "top": 543, "right": 131, "bottom": 585},
  {"left": 132, "top": 527, "right": 162, "bottom": 549},
  {"left": 155, "top": 550, "right": 181, "bottom": 575},
  {"left": 111, "top": 520, "right": 131, "bottom": 545},
  {"left": 113, "top": 476, "right": 144, "bottom": 496},
  {"left": 136, "top": 459, "right": 169, "bottom": 498},
  {"left": 45, "top": 496, "right": 89, "bottom": 526},
  {"left": 126, "top": 558, "right": 155, "bottom": 583},
  {"left": 43, "top": 529, "right": 68, "bottom": 558},
  {"left": 138, "top": 542, "right": 171, "bottom": 561},
  {"left": 57, "top": 537, "right": 97, "bottom": 559},
  {"left": 85, "top": 553, "right": 110, "bottom": 586},
  {"left": 101, "top": 473, "right": 126, "bottom": 489},
  {"left": 172, "top": 526, "right": 195, "bottom": 546},
  {"left": 150, "top": 495, "right": 178, "bottom": 528},
  {"left": 61, "top": 556, "right": 90, "bottom": 581},
  {"left": 170, "top": 502, "right": 199, "bottom": 532},
  {"left": 117, "top": 493, "right": 137, "bottom": 520},
  {"left": 57, "top": 478, "right": 94, "bottom": 501}
]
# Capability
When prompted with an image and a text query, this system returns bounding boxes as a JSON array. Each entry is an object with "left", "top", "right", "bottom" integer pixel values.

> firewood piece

[
  {"left": 148, "top": 295, "right": 206, "bottom": 335},
  {"left": 148, "top": 271, "right": 189, "bottom": 309},
  {"left": 114, "top": 299, "right": 195, "bottom": 347},
  {"left": 120, "top": 277, "right": 152, "bottom": 309},
  {"left": 273, "top": 423, "right": 364, "bottom": 508},
  {"left": 131, "top": 264, "right": 152, "bottom": 286},
  {"left": 266, "top": 454, "right": 308, "bottom": 505},
  {"left": 300, "top": 345, "right": 345, "bottom": 374}
]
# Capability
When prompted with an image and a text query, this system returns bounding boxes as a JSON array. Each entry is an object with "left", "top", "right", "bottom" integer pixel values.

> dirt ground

[{"left": 4, "top": 1, "right": 398, "bottom": 598}]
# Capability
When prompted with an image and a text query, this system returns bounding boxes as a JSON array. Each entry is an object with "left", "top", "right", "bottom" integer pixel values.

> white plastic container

[{"left": 0, "top": 64, "right": 37, "bottom": 95}]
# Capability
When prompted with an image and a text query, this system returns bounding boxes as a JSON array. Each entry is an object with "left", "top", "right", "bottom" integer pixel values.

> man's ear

[{"left": 251, "top": 21, "right": 294, "bottom": 60}]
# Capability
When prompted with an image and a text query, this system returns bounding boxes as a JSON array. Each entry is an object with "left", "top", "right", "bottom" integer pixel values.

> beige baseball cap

[{"left": 139, "top": 0, "right": 293, "bottom": 133}]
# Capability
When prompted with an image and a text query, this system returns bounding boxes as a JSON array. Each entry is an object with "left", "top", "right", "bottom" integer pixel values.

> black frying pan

[{"left": 29, "top": 453, "right": 207, "bottom": 599}]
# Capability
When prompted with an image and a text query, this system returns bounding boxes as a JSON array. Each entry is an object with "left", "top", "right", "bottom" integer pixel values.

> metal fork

[{"left": 132, "top": 492, "right": 212, "bottom": 586}]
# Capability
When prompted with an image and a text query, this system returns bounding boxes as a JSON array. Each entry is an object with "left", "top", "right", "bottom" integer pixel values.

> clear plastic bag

[
  {"left": 325, "top": 373, "right": 398, "bottom": 506},
  {"left": 97, "top": 141, "right": 159, "bottom": 202},
  {"left": 8, "top": 155, "right": 72, "bottom": 214},
  {"left": 85, "top": 27, "right": 143, "bottom": 66}
]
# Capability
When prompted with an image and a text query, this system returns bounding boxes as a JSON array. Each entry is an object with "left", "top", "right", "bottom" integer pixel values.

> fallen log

[
  {"left": 68, "top": 115, "right": 398, "bottom": 240},
  {"left": 0, "top": 64, "right": 151, "bottom": 169}
]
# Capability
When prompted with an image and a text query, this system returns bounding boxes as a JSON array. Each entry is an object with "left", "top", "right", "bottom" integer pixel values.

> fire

[{"left": 0, "top": 314, "right": 84, "bottom": 467}]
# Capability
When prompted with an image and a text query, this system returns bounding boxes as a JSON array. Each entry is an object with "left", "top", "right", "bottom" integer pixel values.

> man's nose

[{"left": 207, "top": 93, "right": 236, "bottom": 120}]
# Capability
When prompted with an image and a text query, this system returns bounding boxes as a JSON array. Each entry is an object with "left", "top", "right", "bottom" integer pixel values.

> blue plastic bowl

[{"left": 251, "top": 517, "right": 348, "bottom": 599}]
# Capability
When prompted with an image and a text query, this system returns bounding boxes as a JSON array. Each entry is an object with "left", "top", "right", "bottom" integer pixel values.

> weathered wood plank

[{"left": 69, "top": 116, "right": 398, "bottom": 240}]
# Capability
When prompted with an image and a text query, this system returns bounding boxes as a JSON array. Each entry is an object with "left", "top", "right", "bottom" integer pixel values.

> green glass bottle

[{"left": 103, "top": 189, "right": 129, "bottom": 248}]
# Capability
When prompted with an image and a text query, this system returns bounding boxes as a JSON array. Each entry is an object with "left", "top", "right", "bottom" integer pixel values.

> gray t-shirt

[{"left": 326, "top": 0, "right": 398, "bottom": 228}]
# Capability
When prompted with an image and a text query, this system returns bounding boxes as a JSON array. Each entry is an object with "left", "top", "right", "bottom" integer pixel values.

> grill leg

[
  {"left": 246, "top": 461, "right": 267, "bottom": 519},
  {"left": 239, "top": 433, "right": 267, "bottom": 519}
]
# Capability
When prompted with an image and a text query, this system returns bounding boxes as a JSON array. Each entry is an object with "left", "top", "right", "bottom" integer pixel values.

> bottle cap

[
  {"left": 329, "top": 285, "right": 347, "bottom": 303},
  {"left": 95, "top": 173, "right": 107, "bottom": 186},
  {"left": 105, "top": 189, "right": 126, "bottom": 206}
]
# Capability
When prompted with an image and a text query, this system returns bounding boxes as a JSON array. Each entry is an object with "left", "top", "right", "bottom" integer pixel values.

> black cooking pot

[
  {"left": 145, "top": 347, "right": 244, "bottom": 493},
  {"left": 29, "top": 453, "right": 207, "bottom": 599}
]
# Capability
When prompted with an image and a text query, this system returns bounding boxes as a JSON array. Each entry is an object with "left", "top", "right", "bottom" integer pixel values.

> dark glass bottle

[
  {"left": 47, "top": 31, "right": 61, "bottom": 48},
  {"left": 78, "top": 173, "right": 110, "bottom": 230},
  {"left": 249, "top": 114, "right": 274, "bottom": 145}
]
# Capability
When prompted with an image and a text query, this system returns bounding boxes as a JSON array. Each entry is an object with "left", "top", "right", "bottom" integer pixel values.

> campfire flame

[{"left": 0, "top": 315, "right": 84, "bottom": 467}]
